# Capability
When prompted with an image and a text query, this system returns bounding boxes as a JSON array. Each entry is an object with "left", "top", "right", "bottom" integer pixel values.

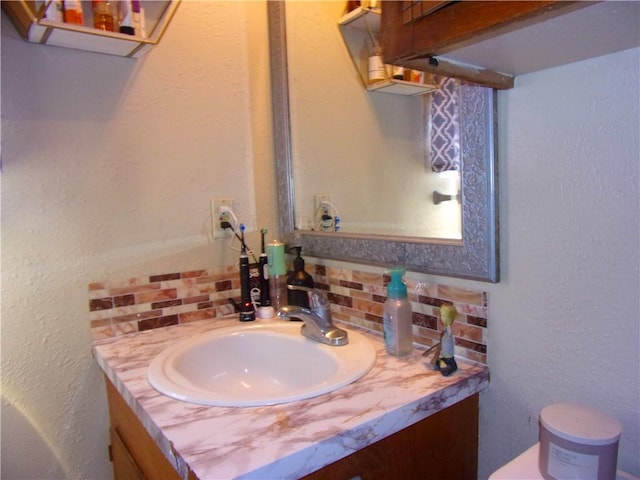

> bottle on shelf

[
  {"left": 92, "top": 0, "right": 115, "bottom": 32},
  {"left": 118, "top": 0, "right": 135, "bottom": 35},
  {"left": 131, "top": 0, "right": 145, "bottom": 37},
  {"left": 63, "top": 0, "right": 84, "bottom": 25},
  {"left": 412, "top": 70, "right": 425, "bottom": 83},
  {"left": 368, "top": 47, "right": 386, "bottom": 84},
  {"left": 391, "top": 65, "right": 405, "bottom": 80},
  {"left": 42, "top": 1, "right": 64, "bottom": 22}
]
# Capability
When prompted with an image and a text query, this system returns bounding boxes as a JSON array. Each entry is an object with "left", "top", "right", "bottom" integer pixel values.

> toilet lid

[{"left": 540, "top": 403, "right": 622, "bottom": 446}]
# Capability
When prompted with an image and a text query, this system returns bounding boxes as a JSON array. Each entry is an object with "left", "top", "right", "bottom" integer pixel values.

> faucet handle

[{"left": 286, "top": 285, "right": 330, "bottom": 320}]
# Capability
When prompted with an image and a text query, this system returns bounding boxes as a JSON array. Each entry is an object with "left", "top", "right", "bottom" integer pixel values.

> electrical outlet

[
  {"left": 212, "top": 197, "right": 234, "bottom": 239},
  {"left": 314, "top": 194, "right": 332, "bottom": 217}
]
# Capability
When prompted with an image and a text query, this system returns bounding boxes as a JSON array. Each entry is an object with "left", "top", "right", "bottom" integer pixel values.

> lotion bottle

[
  {"left": 383, "top": 268, "right": 413, "bottom": 357},
  {"left": 286, "top": 246, "right": 314, "bottom": 308}
]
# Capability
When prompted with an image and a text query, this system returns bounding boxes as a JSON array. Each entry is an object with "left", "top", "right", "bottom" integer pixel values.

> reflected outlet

[
  {"left": 212, "top": 197, "right": 234, "bottom": 239},
  {"left": 314, "top": 194, "right": 331, "bottom": 217}
]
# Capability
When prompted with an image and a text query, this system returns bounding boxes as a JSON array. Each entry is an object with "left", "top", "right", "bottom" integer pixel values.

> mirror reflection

[
  {"left": 269, "top": 0, "right": 499, "bottom": 282},
  {"left": 286, "top": 1, "right": 462, "bottom": 240}
]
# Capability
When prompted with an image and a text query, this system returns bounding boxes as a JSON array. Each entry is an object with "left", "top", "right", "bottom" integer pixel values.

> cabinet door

[
  {"left": 382, "top": 1, "right": 577, "bottom": 61},
  {"left": 381, "top": 0, "right": 582, "bottom": 88},
  {"left": 302, "top": 393, "right": 479, "bottom": 480},
  {"left": 106, "top": 378, "right": 190, "bottom": 480},
  {"left": 400, "top": 1, "right": 453, "bottom": 24},
  {"left": 110, "top": 428, "right": 145, "bottom": 480}
]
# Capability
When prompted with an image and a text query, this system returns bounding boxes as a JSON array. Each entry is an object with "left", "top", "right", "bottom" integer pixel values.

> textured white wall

[
  {"left": 0, "top": 2, "right": 275, "bottom": 478},
  {"left": 478, "top": 47, "right": 639, "bottom": 477}
]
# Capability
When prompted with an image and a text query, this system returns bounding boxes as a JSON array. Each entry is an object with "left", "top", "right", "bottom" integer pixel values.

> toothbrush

[
  {"left": 222, "top": 221, "right": 258, "bottom": 263},
  {"left": 238, "top": 224, "right": 255, "bottom": 321},
  {"left": 259, "top": 228, "right": 271, "bottom": 307}
]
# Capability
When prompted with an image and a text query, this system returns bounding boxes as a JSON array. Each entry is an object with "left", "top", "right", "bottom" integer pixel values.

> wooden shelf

[
  {"left": 2, "top": 1, "right": 180, "bottom": 58},
  {"left": 339, "top": 5, "right": 382, "bottom": 30},
  {"left": 367, "top": 78, "right": 436, "bottom": 95},
  {"left": 338, "top": 6, "right": 437, "bottom": 96}
]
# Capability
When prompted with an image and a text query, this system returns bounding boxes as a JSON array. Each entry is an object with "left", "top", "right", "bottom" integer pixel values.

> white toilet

[
  {"left": 489, "top": 442, "right": 638, "bottom": 480},
  {"left": 489, "top": 403, "right": 637, "bottom": 480}
]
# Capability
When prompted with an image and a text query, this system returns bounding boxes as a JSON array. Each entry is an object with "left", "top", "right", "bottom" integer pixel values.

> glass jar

[{"left": 92, "top": 0, "right": 115, "bottom": 32}]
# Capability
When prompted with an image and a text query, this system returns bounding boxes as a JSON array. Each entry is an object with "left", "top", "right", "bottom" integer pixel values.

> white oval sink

[{"left": 147, "top": 321, "right": 376, "bottom": 407}]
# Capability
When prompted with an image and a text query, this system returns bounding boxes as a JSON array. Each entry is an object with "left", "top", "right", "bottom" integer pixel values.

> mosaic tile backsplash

[{"left": 89, "top": 263, "right": 488, "bottom": 365}]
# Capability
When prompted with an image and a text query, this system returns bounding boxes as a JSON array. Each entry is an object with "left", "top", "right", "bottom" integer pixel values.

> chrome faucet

[{"left": 277, "top": 285, "right": 348, "bottom": 346}]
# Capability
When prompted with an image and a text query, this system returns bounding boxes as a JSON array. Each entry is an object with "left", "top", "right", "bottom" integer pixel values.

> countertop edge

[{"left": 244, "top": 371, "right": 489, "bottom": 479}]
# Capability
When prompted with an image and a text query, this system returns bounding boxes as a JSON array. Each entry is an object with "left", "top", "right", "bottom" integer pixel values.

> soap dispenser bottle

[
  {"left": 287, "top": 246, "right": 314, "bottom": 308},
  {"left": 383, "top": 268, "right": 413, "bottom": 357}
]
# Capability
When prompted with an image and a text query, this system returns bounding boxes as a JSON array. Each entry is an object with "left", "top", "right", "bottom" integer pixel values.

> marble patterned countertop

[{"left": 92, "top": 317, "right": 490, "bottom": 480}]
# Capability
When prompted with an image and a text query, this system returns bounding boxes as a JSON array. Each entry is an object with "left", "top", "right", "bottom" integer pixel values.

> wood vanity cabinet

[
  {"left": 106, "top": 376, "right": 479, "bottom": 480},
  {"left": 380, "top": 0, "right": 584, "bottom": 89},
  {"left": 106, "top": 378, "right": 197, "bottom": 480},
  {"left": 302, "top": 393, "right": 479, "bottom": 480}
]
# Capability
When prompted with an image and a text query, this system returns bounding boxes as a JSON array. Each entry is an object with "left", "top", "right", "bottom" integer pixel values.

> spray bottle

[{"left": 383, "top": 267, "right": 413, "bottom": 357}]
